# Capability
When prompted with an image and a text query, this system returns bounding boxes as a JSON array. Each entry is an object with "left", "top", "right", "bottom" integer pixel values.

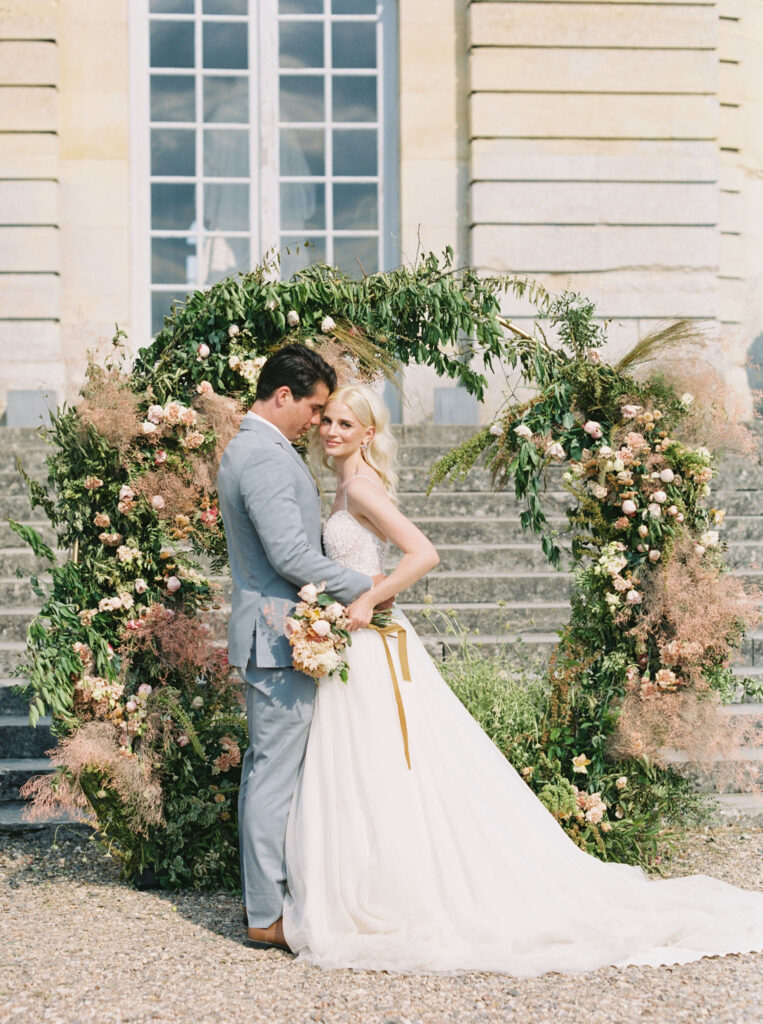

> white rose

[
  {"left": 676, "top": 512, "right": 685, "bottom": 523},
  {"left": 659, "top": 468, "right": 674, "bottom": 483},
  {"left": 622, "top": 499, "right": 637, "bottom": 516},
  {"left": 648, "top": 549, "right": 661, "bottom": 563},
  {"left": 514, "top": 424, "right": 533, "bottom": 440},
  {"left": 546, "top": 441, "right": 565, "bottom": 461},
  {"left": 667, "top": 505, "right": 678, "bottom": 517},
  {"left": 647, "top": 503, "right": 662, "bottom": 518},
  {"left": 286, "top": 310, "right": 300, "bottom": 327},
  {"left": 489, "top": 422, "right": 503, "bottom": 437},
  {"left": 700, "top": 530, "right": 719, "bottom": 548},
  {"left": 591, "top": 483, "right": 608, "bottom": 500},
  {"left": 228, "top": 324, "right": 240, "bottom": 337},
  {"left": 197, "top": 343, "right": 210, "bottom": 358},
  {"left": 622, "top": 405, "right": 641, "bottom": 421},
  {"left": 598, "top": 445, "right": 613, "bottom": 458},
  {"left": 166, "top": 576, "right": 181, "bottom": 593},
  {"left": 312, "top": 619, "right": 331, "bottom": 638},
  {"left": 298, "top": 582, "right": 319, "bottom": 604},
  {"left": 141, "top": 420, "right": 158, "bottom": 434},
  {"left": 626, "top": 589, "right": 642, "bottom": 605},
  {"left": 323, "top": 601, "right": 345, "bottom": 622},
  {"left": 652, "top": 490, "right": 667, "bottom": 504},
  {"left": 134, "top": 579, "right": 148, "bottom": 594},
  {"left": 638, "top": 524, "right": 649, "bottom": 538},
  {"left": 147, "top": 404, "right": 165, "bottom": 424},
  {"left": 320, "top": 316, "right": 336, "bottom": 333},
  {"left": 151, "top": 495, "right": 166, "bottom": 511},
  {"left": 228, "top": 355, "right": 241, "bottom": 370},
  {"left": 680, "top": 392, "right": 694, "bottom": 407}
]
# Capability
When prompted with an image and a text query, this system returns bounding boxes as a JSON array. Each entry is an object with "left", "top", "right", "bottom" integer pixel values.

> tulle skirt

[{"left": 282, "top": 614, "right": 763, "bottom": 975}]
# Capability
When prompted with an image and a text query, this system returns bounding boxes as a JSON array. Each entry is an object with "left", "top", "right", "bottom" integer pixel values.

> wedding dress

[{"left": 282, "top": 508, "right": 763, "bottom": 975}]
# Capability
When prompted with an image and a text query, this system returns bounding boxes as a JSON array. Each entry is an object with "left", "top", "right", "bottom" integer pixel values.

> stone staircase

[{"left": 1, "top": 422, "right": 761, "bottom": 832}]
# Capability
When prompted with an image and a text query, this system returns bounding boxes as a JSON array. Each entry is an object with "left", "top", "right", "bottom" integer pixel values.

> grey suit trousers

[{"left": 238, "top": 658, "right": 316, "bottom": 927}]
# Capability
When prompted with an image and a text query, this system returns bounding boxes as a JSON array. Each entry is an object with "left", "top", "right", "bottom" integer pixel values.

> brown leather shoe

[{"left": 245, "top": 916, "right": 291, "bottom": 952}]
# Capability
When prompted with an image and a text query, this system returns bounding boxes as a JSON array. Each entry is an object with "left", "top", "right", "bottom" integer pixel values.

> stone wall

[{"left": 0, "top": 0, "right": 130, "bottom": 421}]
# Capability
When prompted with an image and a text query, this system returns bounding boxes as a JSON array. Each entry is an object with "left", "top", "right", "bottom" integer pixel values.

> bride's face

[{"left": 319, "top": 400, "right": 374, "bottom": 458}]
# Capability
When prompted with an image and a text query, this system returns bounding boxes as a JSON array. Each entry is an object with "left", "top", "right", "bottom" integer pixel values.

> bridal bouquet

[
  {"left": 287, "top": 582, "right": 393, "bottom": 683},
  {"left": 287, "top": 582, "right": 352, "bottom": 682}
]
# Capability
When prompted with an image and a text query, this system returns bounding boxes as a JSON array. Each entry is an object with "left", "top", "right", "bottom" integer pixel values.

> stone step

[
  {"left": 0, "top": 493, "right": 46, "bottom": 519},
  {"left": 0, "top": 548, "right": 55, "bottom": 576},
  {"left": 0, "top": 642, "right": 25, "bottom": 677},
  {"left": 0, "top": 519, "right": 58, "bottom": 549},
  {"left": 0, "top": 471, "right": 49, "bottom": 496},
  {"left": 664, "top": 747, "right": 763, "bottom": 794},
  {"left": 0, "top": 714, "right": 53, "bottom": 758},
  {"left": 0, "top": 576, "right": 50, "bottom": 606},
  {"left": 0, "top": 678, "right": 29, "bottom": 715},
  {"left": 725, "top": 703, "right": 763, "bottom": 745},
  {"left": 0, "top": 756, "right": 51, "bottom": 802},
  {"left": 420, "top": 631, "right": 561, "bottom": 665},
  {"left": 0, "top": 608, "right": 39, "bottom": 643},
  {"left": 713, "top": 793, "right": 763, "bottom": 826},
  {"left": 407, "top": 571, "right": 573, "bottom": 605},
  {"left": 0, "top": 799, "right": 90, "bottom": 835}
]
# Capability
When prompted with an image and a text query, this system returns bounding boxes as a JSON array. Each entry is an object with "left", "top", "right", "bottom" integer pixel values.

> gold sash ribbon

[{"left": 369, "top": 622, "right": 412, "bottom": 770}]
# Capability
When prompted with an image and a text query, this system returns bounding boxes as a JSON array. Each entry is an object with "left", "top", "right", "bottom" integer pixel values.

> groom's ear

[{"left": 273, "top": 385, "right": 293, "bottom": 407}]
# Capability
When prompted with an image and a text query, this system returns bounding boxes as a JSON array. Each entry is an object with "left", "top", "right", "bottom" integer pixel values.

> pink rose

[
  {"left": 197, "top": 343, "right": 210, "bottom": 358},
  {"left": 622, "top": 499, "right": 637, "bottom": 516},
  {"left": 584, "top": 421, "right": 603, "bottom": 440},
  {"left": 166, "top": 576, "right": 181, "bottom": 593}
]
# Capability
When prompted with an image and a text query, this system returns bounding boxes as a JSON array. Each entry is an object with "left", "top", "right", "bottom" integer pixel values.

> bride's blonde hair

[{"left": 317, "top": 383, "right": 398, "bottom": 499}]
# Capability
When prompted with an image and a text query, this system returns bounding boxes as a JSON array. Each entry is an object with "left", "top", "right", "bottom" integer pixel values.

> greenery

[{"left": 12, "top": 249, "right": 756, "bottom": 884}]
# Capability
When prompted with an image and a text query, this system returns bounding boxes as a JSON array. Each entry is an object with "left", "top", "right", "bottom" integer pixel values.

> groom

[{"left": 217, "top": 344, "right": 377, "bottom": 950}]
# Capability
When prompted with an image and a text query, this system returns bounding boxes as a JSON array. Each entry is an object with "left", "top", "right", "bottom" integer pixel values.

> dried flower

[
  {"left": 93, "top": 513, "right": 111, "bottom": 528},
  {"left": 84, "top": 476, "right": 104, "bottom": 490}
]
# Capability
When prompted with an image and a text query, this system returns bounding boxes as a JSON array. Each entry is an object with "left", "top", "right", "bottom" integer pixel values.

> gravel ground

[{"left": 1, "top": 825, "right": 761, "bottom": 1024}]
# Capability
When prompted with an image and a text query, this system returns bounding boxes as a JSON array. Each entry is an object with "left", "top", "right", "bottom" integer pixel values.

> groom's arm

[{"left": 240, "top": 449, "right": 372, "bottom": 604}]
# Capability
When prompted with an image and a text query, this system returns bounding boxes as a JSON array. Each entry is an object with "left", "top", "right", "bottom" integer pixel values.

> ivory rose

[
  {"left": 166, "top": 576, "right": 181, "bottom": 593},
  {"left": 320, "top": 316, "right": 336, "bottom": 333},
  {"left": 286, "top": 310, "right": 300, "bottom": 327},
  {"left": 298, "top": 582, "right": 321, "bottom": 604},
  {"left": 312, "top": 619, "right": 331, "bottom": 638},
  {"left": 514, "top": 424, "right": 533, "bottom": 440},
  {"left": 197, "top": 343, "right": 210, "bottom": 358},
  {"left": 622, "top": 499, "right": 637, "bottom": 516}
]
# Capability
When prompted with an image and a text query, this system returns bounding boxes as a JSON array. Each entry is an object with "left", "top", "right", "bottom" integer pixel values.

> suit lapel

[{"left": 239, "top": 417, "right": 318, "bottom": 494}]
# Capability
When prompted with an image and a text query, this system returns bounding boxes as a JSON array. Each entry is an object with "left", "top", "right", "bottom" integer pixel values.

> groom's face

[{"left": 282, "top": 381, "right": 330, "bottom": 441}]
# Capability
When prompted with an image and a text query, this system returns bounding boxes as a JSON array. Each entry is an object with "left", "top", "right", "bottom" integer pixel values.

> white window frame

[{"left": 130, "top": 0, "right": 398, "bottom": 342}]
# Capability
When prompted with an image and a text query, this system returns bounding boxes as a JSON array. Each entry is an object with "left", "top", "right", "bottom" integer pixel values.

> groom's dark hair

[{"left": 255, "top": 344, "right": 337, "bottom": 402}]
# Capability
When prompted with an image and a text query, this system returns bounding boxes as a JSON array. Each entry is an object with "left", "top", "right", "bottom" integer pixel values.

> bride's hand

[{"left": 345, "top": 593, "right": 376, "bottom": 631}]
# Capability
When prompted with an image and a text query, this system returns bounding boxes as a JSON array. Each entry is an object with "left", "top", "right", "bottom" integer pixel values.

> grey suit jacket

[{"left": 217, "top": 417, "right": 373, "bottom": 669}]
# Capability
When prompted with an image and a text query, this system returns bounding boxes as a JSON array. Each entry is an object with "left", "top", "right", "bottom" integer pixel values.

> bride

[{"left": 281, "top": 383, "right": 763, "bottom": 975}]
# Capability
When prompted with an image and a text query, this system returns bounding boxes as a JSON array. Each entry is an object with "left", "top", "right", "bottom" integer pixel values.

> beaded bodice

[{"left": 323, "top": 511, "right": 386, "bottom": 577}]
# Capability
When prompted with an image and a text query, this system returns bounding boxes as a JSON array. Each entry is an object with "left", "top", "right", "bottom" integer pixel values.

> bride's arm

[{"left": 344, "top": 478, "right": 439, "bottom": 629}]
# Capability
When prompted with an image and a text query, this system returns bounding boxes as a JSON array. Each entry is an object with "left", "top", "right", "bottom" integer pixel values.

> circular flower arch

[{"left": 14, "top": 251, "right": 760, "bottom": 886}]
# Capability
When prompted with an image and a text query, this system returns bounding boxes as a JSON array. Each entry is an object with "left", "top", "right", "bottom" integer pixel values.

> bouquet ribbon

[{"left": 369, "top": 622, "right": 412, "bottom": 770}]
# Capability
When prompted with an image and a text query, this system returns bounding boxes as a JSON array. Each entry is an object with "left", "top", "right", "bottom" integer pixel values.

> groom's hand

[{"left": 372, "top": 573, "right": 395, "bottom": 611}]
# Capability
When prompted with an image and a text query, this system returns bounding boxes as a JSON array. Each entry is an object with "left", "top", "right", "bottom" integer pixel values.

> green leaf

[{"left": 8, "top": 520, "right": 55, "bottom": 562}]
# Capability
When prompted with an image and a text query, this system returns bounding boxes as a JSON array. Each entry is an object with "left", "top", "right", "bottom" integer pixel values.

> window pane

[
  {"left": 203, "top": 22, "right": 248, "bottom": 69},
  {"left": 333, "top": 182, "right": 377, "bottom": 229},
  {"left": 151, "top": 183, "right": 196, "bottom": 230},
  {"left": 204, "top": 129, "right": 249, "bottom": 177},
  {"left": 334, "top": 236, "right": 377, "bottom": 276},
  {"left": 151, "top": 75, "right": 195, "bottom": 122},
  {"left": 151, "top": 128, "right": 196, "bottom": 176},
  {"left": 332, "top": 75, "right": 376, "bottom": 122},
  {"left": 279, "top": 21, "right": 323, "bottom": 69},
  {"left": 279, "top": 76, "right": 324, "bottom": 121},
  {"left": 333, "top": 0, "right": 376, "bottom": 12},
  {"left": 279, "top": 0, "right": 322, "bottom": 12},
  {"left": 201, "top": 236, "right": 250, "bottom": 284},
  {"left": 152, "top": 291, "right": 187, "bottom": 335},
  {"left": 152, "top": 237, "right": 196, "bottom": 284},
  {"left": 333, "top": 128, "right": 376, "bottom": 176},
  {"left": 203, "top": 0, "right": 248, "bottom": 13},
  {"left": 151, "top": 0, "right": 193, "bottom": 13},
  {"left": 280, "top": 236, "right": 327, "bottom": 279},
  {"left": 332, "top": 22, "right": 375, "bottom": 68},
  {"left": 204, "top": 183, "right": 250, "bottom": 230},
  {"left": 150, "top": 21, "right": 194, "bottom": 68},
  {"left": 280, "top": 128, "right": 324, "bottom": 176},
  {"left": 204, "top": 76, "right": 249, "bottom": 122},
  {"left": 280, "top": 183, "right": 325, "bottom": 230}
]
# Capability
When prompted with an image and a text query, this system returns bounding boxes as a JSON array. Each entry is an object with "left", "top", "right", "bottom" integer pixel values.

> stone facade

[{"left": 0, "top": 0, "right": 761, "bottom": 422}]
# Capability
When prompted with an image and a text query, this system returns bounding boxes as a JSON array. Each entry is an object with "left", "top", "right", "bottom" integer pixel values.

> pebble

[{"left": 0, "top": 825, "right": 761, "bottom": 1024}]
